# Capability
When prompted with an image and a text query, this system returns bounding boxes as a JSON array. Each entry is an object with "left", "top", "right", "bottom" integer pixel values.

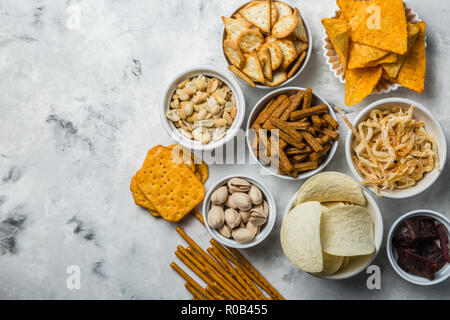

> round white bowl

[
  {"left": 282, "top": 187, "right": 383, "bottom": 280},
  {"left": 160, "top": 66, "right": 246, "bottom": 151},
  {"left": 220, "top": 1, "right": 312, "bottom": 89},
  {"left": 202, "top": 174, "right": 276, "bottom": 249},
  {"left": 386, "top": 209, "right": 450, "bottom": 286},
  {"left": 246, "top": 87, "right": 339, "bottom": 180},
  {"left": 345, "top": 98, "right": 447, "bottom": 198}
]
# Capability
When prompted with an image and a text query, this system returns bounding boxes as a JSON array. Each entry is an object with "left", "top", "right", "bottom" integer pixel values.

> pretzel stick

[
  {"left": 207, "top": 247, "right": 235, "bottom": 276},
  {"left": 185, "top": 282, "right": 207, "bottom": 300},
  {"left": 236, "top": 264, "right": 267, "bottom": 300},
  {"left": 176, "top": 226, "right": 248, "bottom": 298},
  {"left": 205, "top": 285, "right": 224, "bottom": 300},
  {"left": 227, "top": 248, "right": 285, "bottom": 300},
  {"left": 212, "top": 282, "right": 233, "bottom": 300},
  {"left": 187, "top": 247, "right": 244, "bottom": 300},
  {"left": 170, "top": 262, "right": 211, "bottom": 300},
  {"left": 185, "top": 246, "right": 243, "bottom": 300},
  {"left": 193, "top": 209, "right": 204, "bottom": 225},
  {"left": 211, "top": 247, "right": 259, "bottom": 300},
  {"left": 210, "top": 240, "right": 267, "bottom": 300},
  {"left": 192, "top": 296, "right": 197, "bottom": 300}
]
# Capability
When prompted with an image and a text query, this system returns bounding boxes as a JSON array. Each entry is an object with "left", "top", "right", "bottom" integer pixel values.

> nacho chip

[
  {"left": 223, "top": 39, "right": 246, "bottom": 69},
  {"left": 345, "top": 66, "right": 382, "bottom": 106},
  {"left": 237, "top": 28, "right": 264, "bottom": 53},
  {"left": 364, "top": 52, "right": 397, "bottom": 67},
  {"left": 292, "top": 8, "right": 308, "bottom": 42},
  {"left": 272, "top": 14, "right": 298, "bottom": 39},
  {"left": 382, "top": 22, "right": 420, "bottom": 79},
  {"left": 240, "top": 1, "right": 271, "bottom": 34},
  {"left": 222, "top": 16, "right": 251, "bottom": 43},
  {"left": 242, "top": 51, "right": 265, "bottom": 83},
  {"left": 322, "top": 18, "right": 350, "bottom": 72},
  {"left": 347, "top": 41, "right": 390, "bottom": 69},
  {"left": 345, "top": 0, "right": 408, "bottom": 54},
  {"left": 321, "top": 205, "right": 375, "bottom": 256},
  {"left": 135, "top": 145, "right": 205, "bottom": 222}
]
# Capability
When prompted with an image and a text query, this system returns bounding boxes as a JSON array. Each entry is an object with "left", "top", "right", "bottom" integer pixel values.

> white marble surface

[{"left": 0, "top": 0, "right": 449, "bottom": 300}]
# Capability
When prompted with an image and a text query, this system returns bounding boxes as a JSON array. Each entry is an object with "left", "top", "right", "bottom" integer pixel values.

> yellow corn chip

[
  {"left": 396, "top": 22, "right": 426, "bottom": 93},
  {"left": 345, "top": 66, "right": 382, "bottom": 106},
  {"left": 136, "top": 145, "right": 205, "bottom": 222},
  {"left": 347, "top": 41, "right": 390, "bottom": 69},
  {"left": 382, "top": 22, "right": 420, "bottom": 79},
  {"left": 322, "top": 18, "right": 350, "bottom": 72},
  {"left": 340, "top": 0, "right": 408, "bottom": 54}
]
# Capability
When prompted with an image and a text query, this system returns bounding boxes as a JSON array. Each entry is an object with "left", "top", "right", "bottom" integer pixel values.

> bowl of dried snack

[
  {"left": 161, "top": 66, "right": 245, "bottom": 151},
  {"left": 246, "top": 87, "right": 339, "bottom": 180},
  {"left": 203, "top": 175, "right": 276, "bottom": 249},
  {"left": 343, "top": 98, "right": 447, "bottom": 198},
  {"left": 386, "top": 209, "right": 450, "bottom": 285},
  {"left": 221, "top": 0, "right": 311, "bottom": 89}
]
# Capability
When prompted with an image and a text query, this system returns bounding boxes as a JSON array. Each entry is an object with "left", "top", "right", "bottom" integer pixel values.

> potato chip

[
  {"left": 395, "top": 22, "right": 426, "bottom": 93},
  {"left": 294, "top": 171, "right": 366, "bottom": 206},
  {"left": 345, "top": 66, "right": 382, "bottom": 106},
  {"left": 312, "top": 253, "right": 344, "bottom": 276},
  {"left": 242, "top": 51, "right": 265, "bottom": 83},
  {"left": 347, "top": 42, "right": 390, "bottom": 69},
  {"left": 275, "top": 39, "right": 297, "bottom": 70},
  {"left": 222, "top": 16, "right": 251, "bottom": 43},
  {"left": 240, "top": 1, "right": 271, "bottom": 34},
  {"left": 272, "top": 14, "right": 297, "bottom": 39},
  {"left": 274, "top": 1, "right": 292, "bottom": 19},
  {"left": 264, "top": 70, "right": 287, "bottom": 86},
  {"left": 322, "top": 18, "right": 350, "bottom": 72},
  {"left": 223, "top": 39, "right": 246, "bottom": 69},
  {"left": 135, "top": 145, "right": 205, "bottom": 222},
  {"left": 292, "top": 8, "right": 308, "bottom": 42},
  {"left": 347, "top": 0, "right": 408, "bottom": 54},
  {"left": 320, "top": 205, "right": 375, "bottom": 256},
  {"left": 280, "top": 201, "right": 323, "bottom": 273},
  {"left": 237, "top": 28, "right": 264, "bottom": 53},
  {"left": 382, "top": 22, "right": 420, "bottom": 79}
]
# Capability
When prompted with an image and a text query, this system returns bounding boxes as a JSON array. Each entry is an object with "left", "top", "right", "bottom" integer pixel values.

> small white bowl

[
  {"left": 282, "top": 188, "right": 383, "bottom": 280},
  {"left": 160, "top": 66, "right": 246, "bottom": 151},
  {"left": 246, "top": 87, "right": 339, "bottom": 180},
  {"left": 202, "top": 175, "right": 276, "bottom": 249},
  {"left": 386, "top": 209, "right": 450, "bottom": 286},
  {"left": 345, "top": 98, "right": 447, "bottom": 198},
  {"left": 220, "top": 1, "right": 312, "bottom": 89}
]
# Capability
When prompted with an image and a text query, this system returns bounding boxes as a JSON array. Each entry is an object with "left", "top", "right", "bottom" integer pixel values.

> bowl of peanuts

[{"left": 161, "top": 66, "right": 246, "bottom": 151}]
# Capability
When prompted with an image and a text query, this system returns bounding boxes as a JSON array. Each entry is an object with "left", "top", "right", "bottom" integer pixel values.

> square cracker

[
  {"left": 130, "top": 175, "right": 158, "bottom": 213},
  {"left": 135, "top": 145, "right": 205, "bottom": 222}
]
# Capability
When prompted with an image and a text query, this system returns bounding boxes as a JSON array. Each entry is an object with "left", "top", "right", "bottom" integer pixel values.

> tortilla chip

[
  {"left": 346, "top": 0, "right": 408, "bottom": 54},
  {"left": 322, "top": 18, "right": 350, "bottom": 72},
  {"left": 382, "top": 22, "right": 420, "bottom": 79},
  {"left": 347, "top": 41, "right": 390, "bottom": 69},
  {"left": 345, "top": 66, "right": 382, "bottom": 106},
  {"left": 395, "top": 22, "right": 426, "bottom": 93}
]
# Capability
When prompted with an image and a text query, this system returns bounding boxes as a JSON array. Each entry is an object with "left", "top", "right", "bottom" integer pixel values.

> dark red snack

[
  {"left": 436, "top": 224, "right": 450, "bottom": 263},
  {"left": 404, "top": 217, "right": 437, "bottom": 242},
  {"left": 397, "top": 247, "right": 439, "bottom": 280}
]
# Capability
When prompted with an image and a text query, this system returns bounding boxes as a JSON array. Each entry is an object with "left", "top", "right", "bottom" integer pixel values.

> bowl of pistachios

[{"left": 202, "top": 175, "right": 276, "bottom": 248}]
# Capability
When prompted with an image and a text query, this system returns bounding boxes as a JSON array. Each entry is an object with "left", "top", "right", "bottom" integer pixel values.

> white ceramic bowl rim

[
  {"left": 160, "top": 65, "right": 246, "bottom": 151},
  {"left": 245, "top": 87, "right": 339, "bottom": 180},
  {"left": 202, "top": 174, "right": 277, "bottom": 249},
  {"left": 220, "top": 0, "right": 313, "bottom": 89},
  {"left": 345, "top": 97, "right": 447, "bottom": 199},
  {"left": 386, "top": 209, "right": 450, "bottom": 286},
  {"left": 282, "top": 188, "right": 384, "bottom": 280}
]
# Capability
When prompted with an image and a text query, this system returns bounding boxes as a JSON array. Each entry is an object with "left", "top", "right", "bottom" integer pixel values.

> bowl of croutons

[{"left": 221, "top": 0, "right": 312, "bottom": 89}]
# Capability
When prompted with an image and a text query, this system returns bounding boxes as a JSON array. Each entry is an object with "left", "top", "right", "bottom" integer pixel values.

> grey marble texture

[{"left": 0, "top": 0, "right": 449, "bottom": 299}]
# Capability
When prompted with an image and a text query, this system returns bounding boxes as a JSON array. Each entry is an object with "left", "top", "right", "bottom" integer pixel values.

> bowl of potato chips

[
  {"left": 221, "top": 0, "right": 312, "bottom": 89},
  {"left": 280, "top": 172, "right": 383, "bottom": 279},
  {"left": 344, "top": 98, "right": 447, "bottom": 199}
]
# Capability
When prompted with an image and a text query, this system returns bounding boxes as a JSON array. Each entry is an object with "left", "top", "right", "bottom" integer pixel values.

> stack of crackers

[
  {"left": 130, "top": 145, "right": 208, "bottom": 222},
  {"left": 322, "top": 0, "right": 426, "bottom": 106}
]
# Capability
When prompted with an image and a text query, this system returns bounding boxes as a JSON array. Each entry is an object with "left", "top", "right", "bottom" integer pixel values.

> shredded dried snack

[{"left": 349, "top": 106, "right": 439, "bottom": 194}]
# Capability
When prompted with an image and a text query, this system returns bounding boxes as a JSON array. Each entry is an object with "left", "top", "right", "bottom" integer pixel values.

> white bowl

[
  {"left": 160, "top": 66, "right": 246, "bottom": 151},
  {"left": 220, "top": 0, "right": 312, "bottom": 89},
  {"left": 386, "top": 209, "right": 450, "bottom": 285},
  {"left": 345, "top": 98, "right": 447, "bottom": 198},
  {"left": 246, "top": 87, "right": 339, "bottom": 180},
  {"left": 282, "top": 187, "right": 383, "bottom": 280},
  {"left": 202, "top": 175, "right": 276, "bottom": 249}
]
